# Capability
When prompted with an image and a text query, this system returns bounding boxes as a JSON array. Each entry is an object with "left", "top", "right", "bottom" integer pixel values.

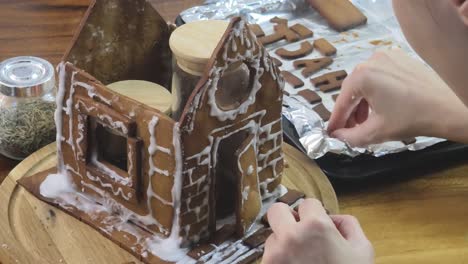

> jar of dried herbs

[{"left": 0, "top": 56, "right": 56, "bottom": 160}]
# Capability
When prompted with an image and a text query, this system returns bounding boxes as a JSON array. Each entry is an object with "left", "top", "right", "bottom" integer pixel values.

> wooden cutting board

[{"left": 0, "top": 143, "right": 338, "bottom": 264}]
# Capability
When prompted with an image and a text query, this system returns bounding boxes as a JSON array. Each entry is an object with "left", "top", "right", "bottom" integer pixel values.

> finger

[
  {"left": 262, "top": 234, "right": 279, "bottom": 264},
  {"left": 330, "top": 215, "right": 369, "bottom": 244},
  {"left": 297, "top": 198, "right": 329, "bottom": 221},
  {"left": 264, "top": 232, "right": 278, "bottom": 249},
  {"left": 292, "top": 209, "right": 300, "bottom": 221},
  {"left": 330, "top": 115, "right": 380, "bottom": 147},
  {"left": 328, "top": 81, "right": 360, "bottom": 133},
  {"left": 267, "top": 203, "right": 297, "bottom": 236},
  {"left": 345, "top": 113, "right": 357, "bottom": 129},
  {"left": 451, "top": 0, "right": 464, "bottom": 7},
  {"left": 461, "top": 1, "right": 468, "bottom": 26},
  {"left": 355, "top": 99, "right": 369, "bottom": 124},
  {"left": 328, "top": 65, "right": 368, "bottom": 133},
  {"left": 344, "top": 103, "right": 359, "bottom": 129},
  {"left": 344, "top": 99, "right": 369, "bottom": 128}
]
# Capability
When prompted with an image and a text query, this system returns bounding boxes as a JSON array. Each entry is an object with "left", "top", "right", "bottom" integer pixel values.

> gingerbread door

[{"left": 235, "top": 134, "right": 261, "bottom": 236}]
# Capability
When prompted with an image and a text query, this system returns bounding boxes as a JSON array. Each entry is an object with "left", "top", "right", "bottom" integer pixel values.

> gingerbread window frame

[{"left": 75, "top": 96, "right": 141, "bottom": 204}]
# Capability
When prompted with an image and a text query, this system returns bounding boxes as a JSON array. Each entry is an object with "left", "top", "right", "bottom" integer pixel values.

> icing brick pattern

[
  {"left": 257, "top": 119, "right": 284, "bottom": 198},
  {"left": 176, "top": 18, "right": 284, "bottom": 245}
]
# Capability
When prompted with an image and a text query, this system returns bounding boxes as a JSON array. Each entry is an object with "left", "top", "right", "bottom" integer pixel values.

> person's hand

[
  {"left": 452, "top": 0, "right": 468, "bottom": 26},
  {"left": 327, "top": 49, "right": 468, "bottom": 147},
  {"left": 262, "top": 199, "right": 374, "bottom": 264}
]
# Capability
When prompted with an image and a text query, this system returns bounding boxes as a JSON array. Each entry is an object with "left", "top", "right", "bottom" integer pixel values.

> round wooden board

[{"left": 0, "top": 143, "right": 338, "bottom": 264}]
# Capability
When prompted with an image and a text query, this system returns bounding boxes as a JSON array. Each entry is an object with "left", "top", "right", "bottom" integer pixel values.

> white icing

[
  {"left": 75, "top": 100, "right": 97, "bottom": 112},
  {"left": 90, "top": 159, "right": 132, "bottom": 187},
  {"left": 258, "top": 145, "right": 281, "bottom": 162},
  {"left": 247, "top": 165, "right": 254, "bottom": 175},
  {"left": 55, "top": 63, "right": 67, "bottom": 172},
  {"left": 66, "top": 71, "right": 78, "bottom": 162},
  {"left": 242, "top": 186, "right": 250, "bottom": 201},
  {"left": 96, "top": 114, "right": 128, "bottom": 135},
  {"left": 148, "top": 116, "right": 170, "bottom": 177},
  {"left": 186, "top": 146, "right": 210, "bottom": 165},
  {"left": 86, "top": 172, "right": 132, "bottom": 201},
  {"left": 127, "top": 144, "right": 134, "bottom": 176},
  {"left": 40, "top": 173, "right": 76, "bottom": 198},
  {"left": 231, "top": 39, "right": 238, "bottom": 52},
  {"left": 73, "top": 81, "right": 112, "bottom": 105},
  {"left": 76, "top": 114, "right": 85, "bottom": 160}
]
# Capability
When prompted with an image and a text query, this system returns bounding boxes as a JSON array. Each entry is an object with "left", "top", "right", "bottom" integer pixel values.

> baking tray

[
  {"left": 282, "top": 116, "right": 468, "bottom": 185},
  {"left": 177, "top": 15, "right": 468, "bottom": 184}
]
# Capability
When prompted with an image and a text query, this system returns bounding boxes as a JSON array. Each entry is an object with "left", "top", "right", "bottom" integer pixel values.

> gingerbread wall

[
  {"left": 177, "top": 18, "right": 284, "bottom": 244},
  {"left": 59, "top": 63, "right": 178, "bottom": 237},
  {"left": 63, "top": 0, "right": 173, "bottom": 88}
]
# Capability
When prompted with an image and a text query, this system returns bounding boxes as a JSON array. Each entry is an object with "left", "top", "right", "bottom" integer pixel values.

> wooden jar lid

[
  {"left": 107, "top": 80, "right": 172, "bottom": 113},
  {"left": 169, "top": 20, "right": 229, "bottom": 75}
]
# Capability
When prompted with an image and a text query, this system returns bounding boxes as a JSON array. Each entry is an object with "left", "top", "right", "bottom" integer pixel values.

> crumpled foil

[
  {"left": 181, "top": 0, "right": 446, "bottom": 159},
  {"left": 181, "top": 0, "right": 309, "bottom": 24}
]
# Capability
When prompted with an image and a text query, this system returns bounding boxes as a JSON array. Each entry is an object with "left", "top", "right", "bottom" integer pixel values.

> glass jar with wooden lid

[{"left": 169, "top": 20, "right": 254, "bottom": 120}]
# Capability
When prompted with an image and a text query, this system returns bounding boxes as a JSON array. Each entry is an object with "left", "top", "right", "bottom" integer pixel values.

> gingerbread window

[
  {"left": 91, "top": 120, "right": 128, "bottom": 171},
  {"left": 215, "top": 62, "right": 256, "bottom": 111},
  {"left": 75, "top": 96, "right": 141, "bottom": 204}
]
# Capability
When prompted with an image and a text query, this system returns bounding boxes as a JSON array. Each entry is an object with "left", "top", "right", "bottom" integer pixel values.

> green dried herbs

[{"left": 0, "top": 100, "right": 56, "bottom": 159}]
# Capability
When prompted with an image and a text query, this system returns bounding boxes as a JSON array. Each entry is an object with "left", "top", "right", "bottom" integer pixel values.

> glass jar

[
  {"left": 170, "top": 60, "right": 203, "bottom": 119},
  {"left": 170, "top": 20, "right": 254, "bottom": 120},
  {"left": 0, "top": 56, "right": 56, "bottom": 160}
]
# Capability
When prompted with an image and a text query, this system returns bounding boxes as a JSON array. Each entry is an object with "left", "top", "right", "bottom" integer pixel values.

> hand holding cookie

[
  {"left": 262, "top": 199, "right": 374, "bottom": 264},
  {"left": 328, "top": 49, "right": 468, "bottom": 147}
]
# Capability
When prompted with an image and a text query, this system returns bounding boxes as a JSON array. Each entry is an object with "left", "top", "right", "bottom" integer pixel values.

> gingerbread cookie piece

[
  {"left": 272, "top": 57, "right": 283, "bottom": 67},
  {"left": 290, "top": 23, "right": 314, "bottom": 39},
  {"left": 187, "top": 244, "right": 216, "bottom": 260},
  {"left": 249, "top": 24, "right": 265, "bottom": 38},
  {"left": 294, "top": 57, "right": 333, "bottom": 77},
  {"left": 261, "top": 213, "right": 269, "bottom": 226},
  {"left": 270, "top": 16, "right": 288, "bottom": 27},
  {"left": 260, "top": 17, "right": 299, "bottom": 45},
  {"left": 278, "top": 189, "right": 306, "bottom": 205},
  {"left": 237, "top": 251, "right": 264, "bottom": 264},
  {"left": 311, "top": 70, "right": 347, "bottom": 92},
  {"left": 308, "top": 0, "right": 367, "bottom": 31},
  {"left": 298, "top": 90, "right": 322, "bottom": 104},
  {"left": 275, "top": 41, "right": 314, "bottom": 60},
  {"left": 281, "top": 71, "right": 304, "bottom": 88},
  {"left": 313, "top": 103, "right": 331, "bottom": 121},
  {"left": 210, "top": 224, "right": 236, "bottom": 245},
  {"left": 332, "top": 93, "right": 339, "bottom": 102},
  {"left": 314, "top": 38, "right": 337, "bottom": 56},
  {"left": 402, "top": 138, "right": 416, "bottom": 145},
  {"left": 260, "top": 30, "right": 298, "bottom": 45},
  {"left": 243, "top": 228, "right": 273, "bottom": 248},
  {"left": 294, "top": 203, "right": 331, "bottom": 215}
]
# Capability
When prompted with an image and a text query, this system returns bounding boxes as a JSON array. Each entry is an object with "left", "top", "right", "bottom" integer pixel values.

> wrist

[{"left": 432, "top": 100, "right": 468, "bottom": 143}]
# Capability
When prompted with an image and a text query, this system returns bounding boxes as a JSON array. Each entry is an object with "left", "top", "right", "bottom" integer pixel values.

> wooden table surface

[{"left": 2, "top": 1, "right": 468, "bottom": 263}]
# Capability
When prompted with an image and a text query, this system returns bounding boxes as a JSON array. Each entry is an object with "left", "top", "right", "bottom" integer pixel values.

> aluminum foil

[
  {"left": 181, "top": 0, "right": 309, "bottom": 24},
  {"left": 181, "top": 0, "right": 446, "bottom": 159}
]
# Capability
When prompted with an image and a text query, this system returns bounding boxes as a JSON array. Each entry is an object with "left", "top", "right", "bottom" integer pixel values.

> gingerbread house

[{"left": 20, "top": 0, "right": 284, "bottom": 262}]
